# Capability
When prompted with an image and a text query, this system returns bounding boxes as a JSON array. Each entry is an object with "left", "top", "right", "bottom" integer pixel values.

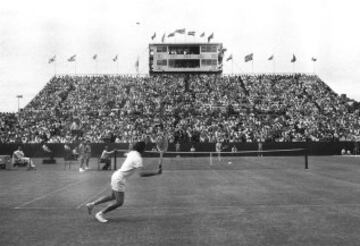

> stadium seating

[{"left": 0, "top": 74, "right": 359, "bottom": 144}]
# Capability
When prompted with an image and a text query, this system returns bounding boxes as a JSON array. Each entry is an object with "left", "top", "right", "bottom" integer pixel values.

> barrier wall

[{"left": 0, "top": 142, "right": 357, "bottom": 158}]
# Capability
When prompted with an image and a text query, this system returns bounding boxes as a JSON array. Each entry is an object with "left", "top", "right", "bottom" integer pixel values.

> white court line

[
  {"left": 76, "top": 186, "right": 109, "bottom": 209},
  {"left": 14, "top": 180, "right": 84, "bottom": 209},
  {"left": 10, "top": 203, "right": 360, "bottom": 211}
]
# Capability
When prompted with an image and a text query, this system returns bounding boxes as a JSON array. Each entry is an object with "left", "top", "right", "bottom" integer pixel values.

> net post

[
  {"left": 304, "top": 148, "right": 309, "bottom": 169},
  {"left": 209, "top": 152, "right": 213, "bottom": 166},
  {"left": 114, "top": 150, "right": 117, "bottom": 170}
]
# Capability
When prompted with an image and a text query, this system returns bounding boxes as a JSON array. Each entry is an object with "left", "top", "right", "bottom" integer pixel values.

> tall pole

[
  {"left": 313, "top": 61, "right": 316, "bottom": 75},
  {"left": 273, "top": 59, "right": 276, "bottom": 74},
  {"left": 252, "top": 59, "right": 254, "bottom": 74},
  {"left": 16, "top": 95, "right": 23, "bottom": 112},
  {"left": 231, "top": 59, "right": 234, "bottom": 75},
  {"left": 292, "top": 63, "right": 295, "bottom": 74},
  {"left": 54, "top": 61, "right": 57, "bottom": 75}
]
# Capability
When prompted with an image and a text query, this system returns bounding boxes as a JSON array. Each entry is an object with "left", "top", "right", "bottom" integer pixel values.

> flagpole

[
  {"left": 313, "top": 61, "right": 315, "bottom": 75},
  {"left": 136, "top": 56, "right": 139, "bottom": 75},
  {"left": 54, "top": 61, "right": 57, "bottom": 75},
  {"left": 252, "top": 60, "right": 254, "bottom": 74},
  {"left": 273, "top": 59, "right": 275, "bottom": 74},
  {"left": 292, "top": 62, "right": 295, "bottom": 79},
  {"left": 75, "top": 60, "right": 77, "bottom": 75},
  {"left": 232, "top": 59, "right": 234, "bottom": 75},
  {"left": 95, "top": 59, "right": 98, "bottom": 75}
]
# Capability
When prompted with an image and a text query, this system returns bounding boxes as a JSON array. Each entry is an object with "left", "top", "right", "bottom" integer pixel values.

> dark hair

[{"left": 132, "top": 141, "right": 146, "bottom": 154}]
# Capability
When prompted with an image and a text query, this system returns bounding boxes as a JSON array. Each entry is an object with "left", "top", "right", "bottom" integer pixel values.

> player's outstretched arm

[{"left": 139, "top": 166, "right": 162, "bottom": 177}]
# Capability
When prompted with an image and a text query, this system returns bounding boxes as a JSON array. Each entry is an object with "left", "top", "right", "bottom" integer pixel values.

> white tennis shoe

[
  {"left": 95, "top": 212, "right": 108, "bottom": 223},
  {"left": 86, "top": 203, "right": 94, "bottom": 215}
]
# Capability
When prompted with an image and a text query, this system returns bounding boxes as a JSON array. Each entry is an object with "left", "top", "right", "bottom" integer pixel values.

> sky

[{"left": 1, "top": 0, "right": 360, "bottom": 112}]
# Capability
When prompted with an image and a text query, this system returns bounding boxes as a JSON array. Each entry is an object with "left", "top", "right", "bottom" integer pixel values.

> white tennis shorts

[{"left": 111, "top": 172, "right": 126, "bottom": 192}]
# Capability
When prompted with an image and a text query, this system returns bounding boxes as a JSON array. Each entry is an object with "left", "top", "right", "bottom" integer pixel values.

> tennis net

[{"left": 113, "top": 148, "right": 309, "bottom": 170}]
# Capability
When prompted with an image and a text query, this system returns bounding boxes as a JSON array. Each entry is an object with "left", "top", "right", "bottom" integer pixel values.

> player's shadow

[{"left": 110, "top": 216, "right": 149, "bottom": 223}]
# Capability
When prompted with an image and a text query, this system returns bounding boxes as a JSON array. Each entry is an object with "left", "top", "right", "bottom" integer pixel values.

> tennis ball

[{"left": 228, "top": 161, "right": 232, "bottom": 165}]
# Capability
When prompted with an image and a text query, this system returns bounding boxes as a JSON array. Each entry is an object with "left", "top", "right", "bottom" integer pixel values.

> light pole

[{"left": 16, "top": 95, "right": 23, "bottom": 112}]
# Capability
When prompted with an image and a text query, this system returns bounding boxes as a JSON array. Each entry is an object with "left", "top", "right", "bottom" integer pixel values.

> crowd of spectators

[{"left": 0, "top": 73, "right": 359, "bottom": 144}]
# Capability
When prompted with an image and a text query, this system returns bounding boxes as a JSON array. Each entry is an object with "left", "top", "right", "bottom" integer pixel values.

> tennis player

[
  {"left": 64, "top": 143, "right": 72, "bottom": 170},
  {"left": 257, "top": 138, "right": 263, "bottom": 157},
  {"left": 78, "top": 140, "right": 86, "bottom": 172},
  {"left": 86, "top": 141, "right": 161, "bottom": 223},
  {"left": 156, "top": 128, "right": 168, "bottom": 171},
  {"left": 216, "top": 141, "right": 222, "bottom": 161}
]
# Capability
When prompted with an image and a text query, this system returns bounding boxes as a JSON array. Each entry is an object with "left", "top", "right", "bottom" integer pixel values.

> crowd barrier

[{"left": 0, "top": 142, "right": 357, "bottom": 158}]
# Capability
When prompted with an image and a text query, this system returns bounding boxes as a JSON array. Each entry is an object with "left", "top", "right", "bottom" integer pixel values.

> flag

[
  {"left": 92, "top": 54, "right": 97, "bottom": 60},
  {"left": 311, "top": 57, "right": 317, "bottom": 62},
  {"left": 220, "top": 48, "right": 227, "bottom": 54},
  {"left": 167, "top": 32, "right": 175, "bottom": 38},
  {"left": 161, "top": 33, "right": 165, "bottom": 43},
  {"left": 113, "top": 55, "right": 118, "bottom": 62},
  {"left": 226, "top": 54, "right": 233, "bottom": 61},
  {"left": 244, "top": 53, "right": 253, "bottom": 62},
  {"left": 48, "top": 55, "right": 56, "bottom": 64},
  {"left": 68, "top": 55, "right": 76, "bottom": 62},
  {"left": 200, "top": 32, "right": 205, "bottom": 37},
  {"left": 136, "top": 22, "right": 140, "bottom": 25},
  {"left": 151, "top": 32, "right": 156, "bottom": 40},
  {"left": 187, "top": 31, "right": 196, "bottom": 36},
  {"left": 207, "top": 33, "right": 214, "bottom": 42},
  {"left": 175, "top": 28, "right": 186, "bottom": 34},
  {"left": 291, "top": 54, "right": 296, "bottom": 63},
  {"left": 268, "top": 55, "right": 274, "bottom": 61}
]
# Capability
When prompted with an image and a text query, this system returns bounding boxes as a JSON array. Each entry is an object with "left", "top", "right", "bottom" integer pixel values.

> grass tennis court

[{"left": 1, "top": 156, "right": 360, "bottom": 246}]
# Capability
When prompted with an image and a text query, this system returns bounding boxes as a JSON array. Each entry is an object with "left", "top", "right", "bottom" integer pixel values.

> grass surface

[{"left": 0, "top": 156, "right": 360, "bottom": 246}]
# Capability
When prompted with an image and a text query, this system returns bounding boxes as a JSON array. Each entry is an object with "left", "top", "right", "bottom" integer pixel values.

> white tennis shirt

[{"left": 111, "top": 150, "right": 143, "bottom": 185}]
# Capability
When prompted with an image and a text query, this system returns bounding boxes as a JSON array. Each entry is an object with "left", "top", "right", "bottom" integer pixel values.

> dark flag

[
  {"left": 151, "top": 32, "right": 156, "bottom": 40},
  {"left": 113, "top": 55, "right": 118, "bottom": 62},
  {"left": 311, "top": 57, "right": 317, "bottom": 62},
  {"left": 200, "top": 32, "right": 205, "bottom": 37},
  {"left": 226, "top": 54, "right": 233, "bottom": 61},
  {"left": 175, "top": 28, "right": 186, "bottom": 34},
  {"left": 161, "top": 33, "right": 166, "bottom": 43},
  {"left": 291, "top": 54, "right": 296, "bottom": 63},
  {"left": 207, "top": 33, "right": 214, "bottom": 42},
  {"left": 136, "top": 22, "right": 140, "bottom": 25},
  {"left": 167, "top": 32, "right": 175, "bottom": 38},
  {"left": 244, "top": 53, "right": 253, "bottom": 62},
  {"left": 220, "top": 48, "right": 227, "bottom": 54},
  {"left": 268, "top": 55, "right": 274, "bottom": 60},
  {"left": 187, "top": 31, "right": 196, "bottom": 36},
  {"left": 92, "top": 54, "right": 97, "bottom": 60},
  {"left": 48, "top": 55, "right": 56, "bottom": 64},
  {"left": 68, "top": 55, "right": 76, "bottom": 62}
]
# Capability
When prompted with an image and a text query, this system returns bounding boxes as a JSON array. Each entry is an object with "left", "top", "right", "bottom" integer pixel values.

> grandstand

[
  {"left": 1, "top": 72, "right": 359, "bottom": 145},
  {"left": 1, "top": 39, "right": 360, "bottom": 246}
]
